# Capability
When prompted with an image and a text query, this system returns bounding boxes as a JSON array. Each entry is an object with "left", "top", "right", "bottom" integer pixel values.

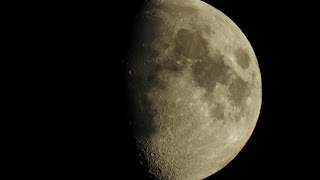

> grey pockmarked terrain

[{"left": 126, "top": 0, "right": 262, "bottom": 179}]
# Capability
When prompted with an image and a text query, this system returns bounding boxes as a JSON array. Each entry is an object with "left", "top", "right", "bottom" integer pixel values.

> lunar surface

[{"left": 126, "top": 0, "right": 262, "bottom": 179}]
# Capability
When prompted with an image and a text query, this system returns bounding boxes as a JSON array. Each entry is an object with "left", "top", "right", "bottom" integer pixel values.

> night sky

[{"left": 31, "top": 0, "right": 317, "bottom": 179}]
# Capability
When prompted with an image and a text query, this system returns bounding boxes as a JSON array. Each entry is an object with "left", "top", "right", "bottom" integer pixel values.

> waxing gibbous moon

[{"left": 126, "top": 0, "right": 262, "bottom": 179}]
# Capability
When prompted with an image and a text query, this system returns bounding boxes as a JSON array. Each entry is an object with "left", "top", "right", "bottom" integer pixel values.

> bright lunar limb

[{"left": 126, "top": 0, "right": 262, "bottom": 179}]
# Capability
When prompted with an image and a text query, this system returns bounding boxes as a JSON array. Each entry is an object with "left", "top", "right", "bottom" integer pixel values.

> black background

[{"left": 13, "top": 0, "right": 318, "bottom": 179}]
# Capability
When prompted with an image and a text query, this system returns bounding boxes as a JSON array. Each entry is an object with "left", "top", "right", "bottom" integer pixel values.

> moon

[{"left": 126, "top": 0, "right": 262, "bottom": 179}]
